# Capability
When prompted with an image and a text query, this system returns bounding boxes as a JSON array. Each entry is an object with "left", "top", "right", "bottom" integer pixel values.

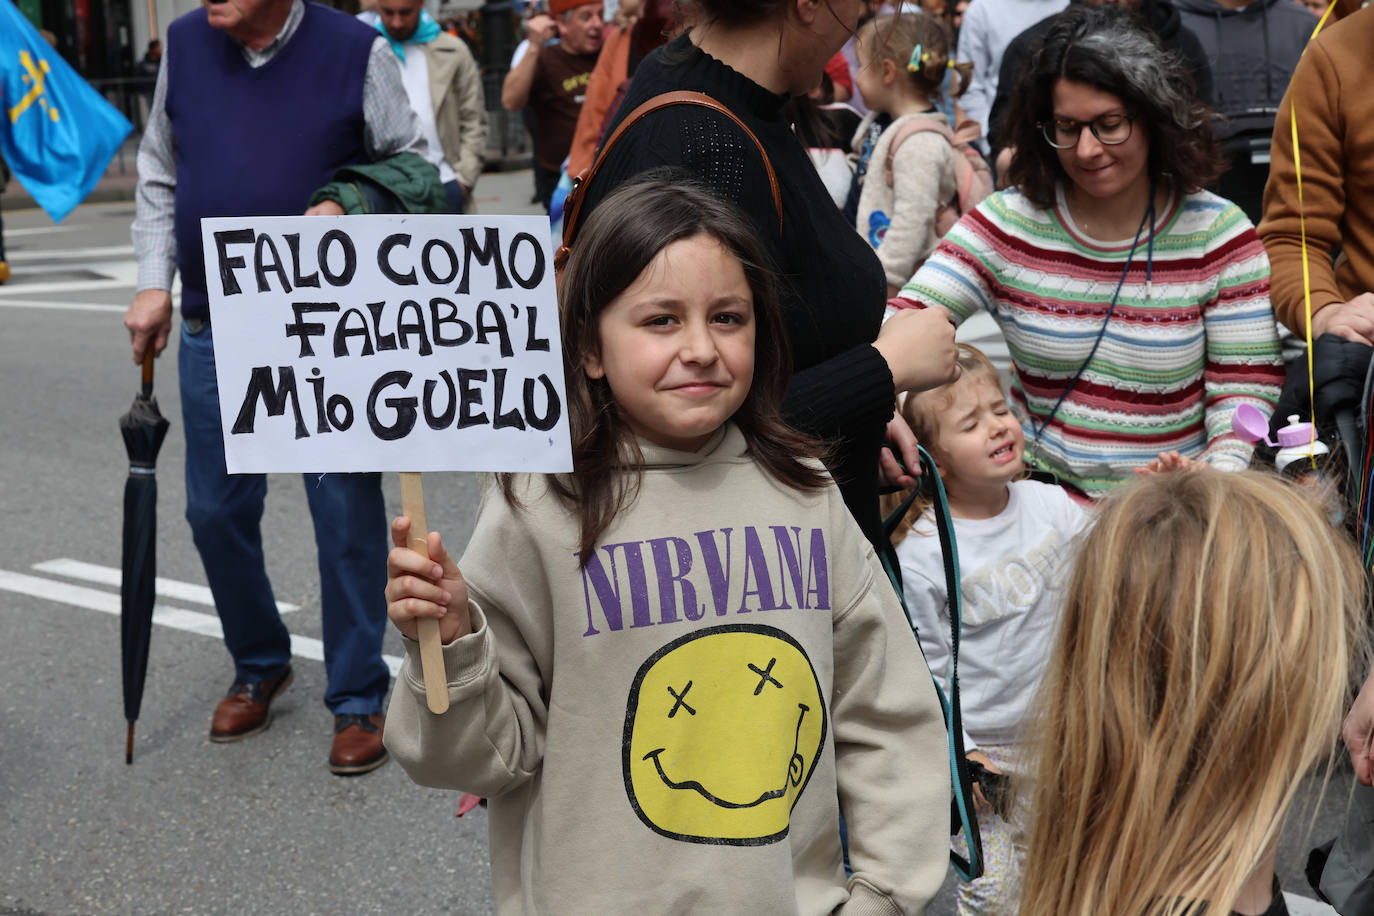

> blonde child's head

[
  {"left": 900, "top": 343, "right": 1002, "bottom": 449},
  {"left": 855, "top": 12, "right": 972, "bottom": 108},
  {"left": 886, "top": 344, "right": 1021, "bottom": 533},
  {"left": 1020, "top": 470, "right": 1368, "bottom": 916}
]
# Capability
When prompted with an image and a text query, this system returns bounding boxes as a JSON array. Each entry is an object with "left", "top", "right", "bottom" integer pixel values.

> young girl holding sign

[{"left": 383, "top": 178, "right": 950, "bottom": 914}]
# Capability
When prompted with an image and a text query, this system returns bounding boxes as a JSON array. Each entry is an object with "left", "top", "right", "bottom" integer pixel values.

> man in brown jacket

[
  {"left": 1259, "top": 2, "right": 1374, "bottom": 344},
  {"left": 377, "top": 0, "right": 488, "bottom": 212}
]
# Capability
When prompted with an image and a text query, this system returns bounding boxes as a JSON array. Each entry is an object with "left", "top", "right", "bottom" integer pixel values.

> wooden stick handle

[
  {"left": 399, "top": 472, "right": 450, "bottom": 715},
  {"left": 141, "top": 348, "right": 155, "bottom": 399}
]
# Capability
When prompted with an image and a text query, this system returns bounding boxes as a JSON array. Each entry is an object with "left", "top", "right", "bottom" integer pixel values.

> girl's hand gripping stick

[{"left": 399, "top": 472, "right": 450, "bottom": 715}]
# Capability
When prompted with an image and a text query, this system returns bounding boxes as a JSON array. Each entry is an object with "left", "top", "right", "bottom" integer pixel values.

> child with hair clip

[
  {"left": 853, "top": 13, "right": 984, "bottom": 298},
  {"left": 382, "top": 178, "right": 951, "bottom": 915},
  {"left": 1020, "top": 469, "right": 1367, "bottom": 916},
  {"left": 889, "top": 343, "right": 1089, "bottom": 916}
]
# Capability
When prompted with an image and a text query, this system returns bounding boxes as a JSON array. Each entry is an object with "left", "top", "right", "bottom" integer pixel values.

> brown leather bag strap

[{"left": 555, "top": 90, "right": 783, "bottom": 272}]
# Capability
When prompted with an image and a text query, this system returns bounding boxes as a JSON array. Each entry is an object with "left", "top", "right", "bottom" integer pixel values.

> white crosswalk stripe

[
  {"left": 0, "top": 232, "right": 159, "bottom": 304},
  {"left": 33, "top": 557, "right": 300, "bottom": 613},
  {"left": 0, "top": 563, "right": 402, "bottom": 676}
]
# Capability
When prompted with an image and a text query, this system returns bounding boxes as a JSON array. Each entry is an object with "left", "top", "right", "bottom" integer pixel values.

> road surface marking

[
  {"left": 0, "top": 569, "right": 402, "bottom": 676},
  {"left": 5, "top": 224, "right": 78, "bottom": 237},
  {"left": 0, "top": 276, "right": 133, "bottom": 296},
  {"left": 33, "top": 558, "right": 299, "bottom": 613},
  {"left": 0, "top": 298, "right": 126, "bottom": 312},
  {"left": 6, "top": 243, "right": 134, "bottom": 261}
]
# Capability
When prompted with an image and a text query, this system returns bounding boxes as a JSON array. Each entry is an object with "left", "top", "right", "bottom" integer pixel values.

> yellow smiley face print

[{"left": 622, "top": 624, "right": 828, "bottom": 845}]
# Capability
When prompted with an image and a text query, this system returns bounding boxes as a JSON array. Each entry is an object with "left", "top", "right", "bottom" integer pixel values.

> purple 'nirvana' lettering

[
  {"left": 694, "top": 528, "right": 733, "bottom": 617},
  {"left": 736, "top": 527, "right": 778, "bottom": 613},
  {"left": 578, "top": 541, "right": 652, "bottom": 636},
  {"left": 578, "top": 526, "right": 831, "bottom": 637},
  {"left": 647, "top": 536, "right": 696, "bottom": 623},
  {"left": 805, "top": 528, "right": 830, "bottom": 611},
  {"left": 770, "top": 525, "right": 805, "bottom": 610}
]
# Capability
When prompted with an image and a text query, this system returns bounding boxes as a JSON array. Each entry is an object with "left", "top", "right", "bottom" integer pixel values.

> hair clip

[{"left": 907, "top": 43, "right": 924, "bottom": 72}]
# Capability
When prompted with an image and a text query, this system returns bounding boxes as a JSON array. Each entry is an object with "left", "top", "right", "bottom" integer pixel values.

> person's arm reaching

[
  {"left": 502, "top": 15, "right": 557, "bottom": 111},
  {"left": 1345, "top": 671, "right": 1374, "bottom": 786},
  {"left": 127, "top": 51, "right": 176, "bottom": 364},
  {"left": 1199, "top": 217, "right": 1283, "bottom": 469}
]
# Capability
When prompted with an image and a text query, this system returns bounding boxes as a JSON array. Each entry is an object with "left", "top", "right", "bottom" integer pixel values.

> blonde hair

[
  {"left": 1020, "top": 470, "right": 1368, "bottom": 916},
  {"left": 855, "top": 12, "right": 972, "bottom": 101},
  {"left": 883, "top": 343, "right": 1006, "bottom": 541}
]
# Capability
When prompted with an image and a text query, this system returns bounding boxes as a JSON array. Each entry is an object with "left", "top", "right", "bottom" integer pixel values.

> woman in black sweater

[{"left": 578, "top": 0, "right": 958, "bottom": 555}]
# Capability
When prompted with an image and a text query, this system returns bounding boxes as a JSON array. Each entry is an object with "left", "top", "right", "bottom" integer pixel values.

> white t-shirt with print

[{"left": 898, "top": 479, "right": 1089, "bottom": 756}]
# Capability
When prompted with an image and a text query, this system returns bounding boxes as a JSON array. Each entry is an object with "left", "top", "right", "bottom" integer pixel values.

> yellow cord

[{"left": 1293, "top": 0, "right": 1340, "bottom": 455}]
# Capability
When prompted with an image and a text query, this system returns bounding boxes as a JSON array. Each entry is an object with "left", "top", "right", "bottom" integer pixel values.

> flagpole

[{"left": 147, "top": 0, "right": 158, "bottom": 40}]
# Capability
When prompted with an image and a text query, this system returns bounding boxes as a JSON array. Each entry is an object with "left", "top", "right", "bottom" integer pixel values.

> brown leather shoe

[
  {"left": 209, "top": 667, "right": 294, "bottom": 743},
  {"left": 329, "top": 714, "right": 388, "bottom": 776}
]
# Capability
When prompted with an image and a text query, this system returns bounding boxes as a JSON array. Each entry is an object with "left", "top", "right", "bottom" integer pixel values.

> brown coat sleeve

[{"left": 1258, "top": 37, "right": 1349, "bottom": 332}]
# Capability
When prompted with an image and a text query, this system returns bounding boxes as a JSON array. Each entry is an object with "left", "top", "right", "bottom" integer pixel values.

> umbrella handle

[
  {"left": 399, "top": 472, "right": 450, "bottom": 715},
  {"left": 141, "top": 349, "right": 155, "bottom": 400}
]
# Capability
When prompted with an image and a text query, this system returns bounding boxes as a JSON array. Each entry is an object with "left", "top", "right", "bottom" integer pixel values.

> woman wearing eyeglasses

[{"left": 892, "top": 4, "right": 1284, "bottom": 499}]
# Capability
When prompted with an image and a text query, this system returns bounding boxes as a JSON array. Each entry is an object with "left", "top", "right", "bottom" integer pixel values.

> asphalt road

[
  {"left": 0, "top": 177, "right": 1354, "bottom": 916},
  {"left": 0, "top": 182, "right": 549, "bottom": 916}
]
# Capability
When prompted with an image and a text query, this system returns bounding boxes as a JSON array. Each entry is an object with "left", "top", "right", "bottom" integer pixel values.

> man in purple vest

[{"left": 123, "top": 0, "right": 430, "bottom": 776}]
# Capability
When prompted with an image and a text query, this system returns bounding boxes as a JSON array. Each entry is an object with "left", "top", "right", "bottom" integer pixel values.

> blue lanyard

[{"left": 1030, "top": 185, "right": 1157, "bottom": 450}]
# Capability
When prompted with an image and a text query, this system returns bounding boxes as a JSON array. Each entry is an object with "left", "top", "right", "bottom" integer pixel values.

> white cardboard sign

[{"left": 200, "top": 215, "right": 572, "bottom": 474}]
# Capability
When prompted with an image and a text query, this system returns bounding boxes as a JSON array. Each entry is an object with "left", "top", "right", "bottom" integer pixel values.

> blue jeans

[
  {"left": 443, "top": 179, "right": 465, "bottom": 214},
  {"left": 178, "top": 322, "right": 390, "bottom": 715}
]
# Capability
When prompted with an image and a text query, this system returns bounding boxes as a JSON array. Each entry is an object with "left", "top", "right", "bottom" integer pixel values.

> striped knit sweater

[{"left": 896, "top": 186, "right": 1283, "bottom": 498}]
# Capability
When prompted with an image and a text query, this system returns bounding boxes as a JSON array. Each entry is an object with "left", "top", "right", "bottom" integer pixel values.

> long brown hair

[
  {"left": 511, "top": 175, "right": 828, "bottom": 564},
  {"left": 1020, "top": 470, "right": 1368, "bottom": 916}
]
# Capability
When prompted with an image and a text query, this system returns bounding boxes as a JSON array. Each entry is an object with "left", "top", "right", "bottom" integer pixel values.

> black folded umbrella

[{"left": 119, "top": 352, "right": 169, "bottom": 764}]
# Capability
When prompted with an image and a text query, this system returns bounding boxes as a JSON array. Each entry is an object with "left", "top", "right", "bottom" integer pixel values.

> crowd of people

[{"left": 123, "top": 0, "right": 1374, "bottom": 912}]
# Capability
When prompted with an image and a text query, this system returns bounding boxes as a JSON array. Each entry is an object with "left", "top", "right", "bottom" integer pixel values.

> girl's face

[
  {"left": 853, "top": 36, "right": 889, "bottom": 111},
  {"left": 928, "top": 375, "right": 1024, "bottom": 504},
  {"left": 584, "top": 234, "right": 756, "bottom": 453},
  {"left": 1051, "top": 79, "right": 1150, "bottom": 207}
]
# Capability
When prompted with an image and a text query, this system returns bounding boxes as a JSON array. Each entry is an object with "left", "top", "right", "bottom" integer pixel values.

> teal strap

[{"left": 881, "top": 446, "right": 984, "bottom": 881}]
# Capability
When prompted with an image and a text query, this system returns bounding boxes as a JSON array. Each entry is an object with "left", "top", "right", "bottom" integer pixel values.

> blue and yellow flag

[{"left": 0, "top": 0, "right": 131, "bottom": 222}]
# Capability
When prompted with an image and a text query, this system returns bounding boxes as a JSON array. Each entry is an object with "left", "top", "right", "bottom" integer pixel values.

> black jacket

[{"left": 1174, "top": 0, "right": 1315, "bottom": 125}]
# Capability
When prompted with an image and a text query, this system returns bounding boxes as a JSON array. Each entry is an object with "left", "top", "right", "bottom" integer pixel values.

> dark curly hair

[{"left": 1003, "top": 5, "right": 1225, "bottom": 208}]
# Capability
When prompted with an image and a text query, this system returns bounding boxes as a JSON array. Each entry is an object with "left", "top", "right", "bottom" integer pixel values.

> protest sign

[
  {"left": 200, "top": 215, "right": 572, "bottom": 475},
  {"left": 202, "top": 214, "right": 572, "bottom": 714}
]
